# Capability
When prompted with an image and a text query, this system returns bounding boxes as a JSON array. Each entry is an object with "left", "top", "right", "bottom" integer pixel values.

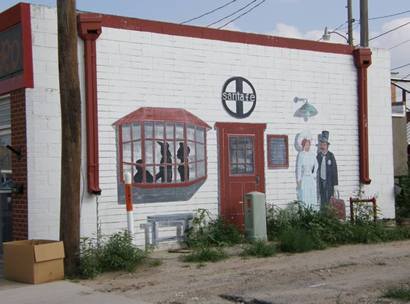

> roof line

[{"left": 78, "top": 12, "right": 354, "bottom": 56}]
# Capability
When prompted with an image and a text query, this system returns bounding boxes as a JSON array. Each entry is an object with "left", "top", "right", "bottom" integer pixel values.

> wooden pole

[
  {"left": 360, "top": 0, "right": 369, "bottom": 47},
  {"left": 57, "top": 0, "right": 82, "bottom": 276},
  {"left": 347, "top": 0, "right": 353, "bottom": 46}
]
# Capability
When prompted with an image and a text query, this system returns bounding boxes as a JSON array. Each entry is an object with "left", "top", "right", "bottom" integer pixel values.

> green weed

[
  {"left": 78, "top": 231, "right": 147, "bottom": 279},
  {"left": 382, "top": 286, "right": 410, "bottom": 301},
  {"left": 241, "top": 240, "right": 276, "bottom": 257},
  {"left": 185, "top": 209, "right": 243, "bottom": 248}
]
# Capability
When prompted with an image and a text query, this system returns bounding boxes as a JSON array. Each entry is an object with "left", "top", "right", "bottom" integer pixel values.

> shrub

[
  {"left": 396, "top": 175, "right": 410, "bottom": 219},
  {"left": 99, "top": 231, "right": 146, "bottom": 272},
  {"left": 182, "top": 247, "right": 227, "bottom": 263},
  {"left": 382, "top": 287, "right": 410, "bottom": 301},
  {"left": 78, "top": 231, "right": 147, "bottom": 279},
  {"left": 78, "top": 237, "right": 101, "bottom": 279},
  {"left": 241, "top": 240, "right": 276, "bottom": 257},
  {"left": 267, "top": 202, "right": 410, "bottom": 253},
  {"left": 278, "top": 227, "right": 323, "bottom": 253},
  {"left": 185, "top": 209, "right": 243, "bottom": 248}
]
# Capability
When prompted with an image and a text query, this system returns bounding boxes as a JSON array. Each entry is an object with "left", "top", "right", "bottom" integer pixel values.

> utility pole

[
  {"left": 57, "top": 0, "right": 82, "bottom": 276},
  {"left": 360, "top": 0, "right": 369, "bottom": 47},
  {"left": 347, "top": 0, "right": 353, "bottom": 46}
]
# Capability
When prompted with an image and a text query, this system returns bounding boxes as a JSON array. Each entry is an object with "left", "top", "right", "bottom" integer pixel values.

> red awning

[{"left": 113, "top": 107, "right": 211, "bottom": 129}]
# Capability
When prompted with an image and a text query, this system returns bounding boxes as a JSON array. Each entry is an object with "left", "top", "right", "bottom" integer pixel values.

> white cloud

[
  {"left": 267, "top": 18, "right": 410, "bottom": 77},
  {"left": 370, "top": 17, "right": 410, "bottom": 77}
]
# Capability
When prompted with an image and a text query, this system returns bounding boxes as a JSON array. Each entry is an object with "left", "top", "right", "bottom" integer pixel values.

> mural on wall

[
  {"left": 293, "top": 97, "right": 339, "bottom": 210},
  {"left": 317, "top": 131, "right": 339, "bottom": 209},
  {"left": 113, "top": 107, "right": 210, "bottom": 204},
  {"left": 295, "top": 131, "right": 318, "bottom": 208}
]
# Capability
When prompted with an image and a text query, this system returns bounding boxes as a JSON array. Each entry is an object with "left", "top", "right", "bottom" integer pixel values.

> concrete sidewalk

[{"left": 0, "top": 280, "right": 150, "bottom": 304}]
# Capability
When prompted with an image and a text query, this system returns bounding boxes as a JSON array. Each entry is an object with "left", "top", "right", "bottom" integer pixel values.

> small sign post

[{"left": 124, "top": 172, "right": 135, "bottom": 236}]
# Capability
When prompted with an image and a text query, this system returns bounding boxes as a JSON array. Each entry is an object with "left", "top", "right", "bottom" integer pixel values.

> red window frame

[
  {"left": 118, "top": 120, "right": 207, "bottom": 189},
  {"left": 267, "top": 134, "right": 289, "bottom": 169}
]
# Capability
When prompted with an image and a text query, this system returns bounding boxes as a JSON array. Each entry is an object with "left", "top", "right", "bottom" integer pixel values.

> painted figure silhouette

[
  {"left": 177, "top": 142, "right": 190, "bottom": 181},
  {"left": 134, "top": 159, "right": 153, "bottom": 183},
  {"left": 155, "top": 141, "right": 173, "bottom": 183}
]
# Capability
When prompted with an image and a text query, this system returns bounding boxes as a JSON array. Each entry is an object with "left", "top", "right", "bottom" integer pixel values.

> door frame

[{"left": 215, "top": 122, "right": 266, "bottom": 219}]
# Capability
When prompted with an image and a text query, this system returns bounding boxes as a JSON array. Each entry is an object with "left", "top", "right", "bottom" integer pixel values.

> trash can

[{"left": 243, "top": 191, "right": 267, "bottom": 241}]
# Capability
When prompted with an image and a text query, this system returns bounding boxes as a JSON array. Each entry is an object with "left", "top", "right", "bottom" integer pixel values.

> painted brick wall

[
  {"left": 10, "top": 88, "right": 28, "bottom": 240},
  {"left": 25, "top": 5, "right": 61, "bottom": 239},
  {"left": 25, "top": 5, "right": 394, "bottom": 245}
]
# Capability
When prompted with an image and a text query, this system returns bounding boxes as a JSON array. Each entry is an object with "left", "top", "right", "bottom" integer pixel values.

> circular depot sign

[{"left": 221, "top": 76, "right": 256, "bottom": 119}]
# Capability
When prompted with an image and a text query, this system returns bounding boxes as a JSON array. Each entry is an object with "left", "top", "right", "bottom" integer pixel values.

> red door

[{"left": 216, "top": 123, "right": 266, "bottom": 230}]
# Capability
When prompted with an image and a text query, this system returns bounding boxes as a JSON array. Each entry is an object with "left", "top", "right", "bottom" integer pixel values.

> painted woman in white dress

[{"left": 296, "top": 139, "right": 319, "bottom": 208}]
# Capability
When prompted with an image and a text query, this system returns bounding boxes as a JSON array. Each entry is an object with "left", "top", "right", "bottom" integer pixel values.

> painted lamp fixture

[{"left": 293, "top": 97, "right": 318, "bottom": 121}]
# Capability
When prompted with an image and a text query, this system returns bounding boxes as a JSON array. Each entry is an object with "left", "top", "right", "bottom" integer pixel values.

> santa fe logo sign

[{"left": 221, "top": 76, "right": 256, "bottom": 119}]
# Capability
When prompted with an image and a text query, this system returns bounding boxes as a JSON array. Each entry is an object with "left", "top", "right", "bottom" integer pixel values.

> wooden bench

[{"left": 140, "top": 213, "right": 194, "bottom": 247}]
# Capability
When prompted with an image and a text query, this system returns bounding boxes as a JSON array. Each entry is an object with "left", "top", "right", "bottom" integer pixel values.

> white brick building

[{"left": 0, "top": 3, "right": 394, "bottom": 247}]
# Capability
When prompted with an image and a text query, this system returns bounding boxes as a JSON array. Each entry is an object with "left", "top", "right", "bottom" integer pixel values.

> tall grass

[{"left": 267, "top": 202, "right": 410, "bottom": 253}]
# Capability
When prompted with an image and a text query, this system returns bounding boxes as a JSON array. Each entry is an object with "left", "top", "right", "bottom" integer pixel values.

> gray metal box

[{"left": 244, "top": 191, "right": 267, "bottom": 241}]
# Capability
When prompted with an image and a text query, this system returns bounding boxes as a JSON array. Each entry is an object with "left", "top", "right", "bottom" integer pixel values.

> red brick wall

[{"left": 10, "top": 89, "right": 28, "bottom": 240}]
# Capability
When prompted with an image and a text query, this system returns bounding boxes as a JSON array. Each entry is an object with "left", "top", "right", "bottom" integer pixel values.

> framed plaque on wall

[{"left": 267, "top": 135, "right": 289, "bottom": 169}]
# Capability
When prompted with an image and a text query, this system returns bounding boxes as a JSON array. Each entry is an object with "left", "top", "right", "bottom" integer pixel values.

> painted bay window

[{"left": 115, "top": 108, "right": 210, "bottom": 197}]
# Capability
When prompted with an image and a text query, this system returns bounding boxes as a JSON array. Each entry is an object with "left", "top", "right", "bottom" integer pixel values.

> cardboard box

[{"left": 3, "top": 240, "right": 65, "bottom": 284}]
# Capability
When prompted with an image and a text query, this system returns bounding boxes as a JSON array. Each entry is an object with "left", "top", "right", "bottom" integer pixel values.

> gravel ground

[{"left": 81, "top": 240, "right": 410, "bottom": 304}]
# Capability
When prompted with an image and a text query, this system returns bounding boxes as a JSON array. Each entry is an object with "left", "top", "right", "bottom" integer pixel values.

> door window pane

[{"left": 229, "top": 136, "right": 254, "bottom": 175}]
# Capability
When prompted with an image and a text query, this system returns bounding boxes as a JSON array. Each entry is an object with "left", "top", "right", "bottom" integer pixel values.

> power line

[
  {"left": 369, "top": 9, "right": 410, "bottom": 21},
  {"left": 180, "top": 0, "right": 238, "bottom": 25},
  {"left": 391, "top": 63, "right": 410, "bottom": 71},
  {"left": 207, "top": 0, "right": 258, "bottom": 27},
  {"left": 389, "top": 39, "right": 410, "bottom": 50},
  {"left": 218, "top": 0, "right": 266, "bottom": 29},
  {"left": 401, "top": 73, "right": 410, "bottom": 80},
  {"left": 318, "top": 8, "right": 410, "bottom": 42},
  {"left": 369, "top": 21, "right": 410, "bottom": 41}
]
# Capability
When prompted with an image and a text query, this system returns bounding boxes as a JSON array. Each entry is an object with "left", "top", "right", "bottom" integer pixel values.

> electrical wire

[
  {"left": 207, "top": 0, "right": 258, "bottom": 27},
  {"left": 401, "top": 73, "right": 410, "bottom": 80},
  {"left": 218, "top": 0, "right": 266, "bottom": 29},
  {"left": 391, "top": 63, "right": 410, "bottom": 71},
  {"left": 318, "top": 8, "right": 410, "bottom": 42},
  {"left": 389, "top": 39, "right": 410, "bottom": 50},
  {"left": 369, "top": 21, "right": 410, "bottom": 41},
  {"left": 180, "top": 0, "right": 238, "bottom": 25},
  {"left": 369, "top": 9, "right": 410, "bottom": 21}
]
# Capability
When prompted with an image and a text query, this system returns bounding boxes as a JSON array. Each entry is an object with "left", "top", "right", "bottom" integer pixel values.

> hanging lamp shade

[{"left": 294, "top": 101, "right": 318, "bottom": 121}]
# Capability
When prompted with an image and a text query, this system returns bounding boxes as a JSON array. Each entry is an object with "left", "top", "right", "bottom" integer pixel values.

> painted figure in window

[
  {"left": 317, "top": 131, "right": 339, "bottom": 209},
  {"left": 177, "top": 142, "right": 190, "bottom": 181},
  {"left": 155, "top": 141, "right": 173, "bottom": 183},
  {"left": 296, "top": 137, "right": 319, "bottom": 208},
  {"left": 134, "top": 159, "right": 153, "bottom": 183}
]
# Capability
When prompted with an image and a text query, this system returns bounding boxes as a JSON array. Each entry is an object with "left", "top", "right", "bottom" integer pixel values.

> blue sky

[{"left": 1, "top": 1, "right": 410, "bottom": 77}]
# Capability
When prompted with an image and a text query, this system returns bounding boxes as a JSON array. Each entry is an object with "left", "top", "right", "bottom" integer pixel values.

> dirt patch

[{"left": 81, "top": 241, "right": 410, "bottom": 304}]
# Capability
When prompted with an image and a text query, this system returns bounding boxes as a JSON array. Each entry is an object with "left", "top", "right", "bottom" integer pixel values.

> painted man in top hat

[{"left": 317, "top": 131, "right": 339, "bottom": 209}]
